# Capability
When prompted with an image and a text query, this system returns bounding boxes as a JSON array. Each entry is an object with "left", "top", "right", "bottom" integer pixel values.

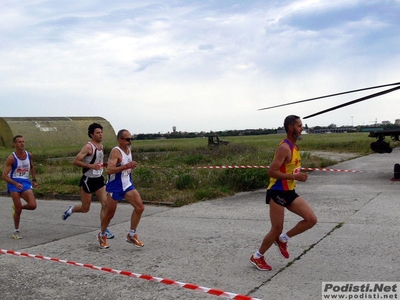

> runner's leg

[{"left": 286, "top": 197, "right": 317, "bottom": 238}]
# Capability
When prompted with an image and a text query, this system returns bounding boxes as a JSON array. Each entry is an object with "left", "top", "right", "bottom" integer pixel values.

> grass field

[{"left": 0, "top": 132, "right": 383, "bottom": 206}]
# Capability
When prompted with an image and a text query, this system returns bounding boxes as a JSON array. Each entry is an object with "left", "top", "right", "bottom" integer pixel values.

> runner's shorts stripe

[{"left": 79, "top": 175, "right": 105, "bottom": 194}]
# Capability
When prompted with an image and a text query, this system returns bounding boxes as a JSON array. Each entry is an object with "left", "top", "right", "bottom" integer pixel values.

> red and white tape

[
  {"left": 143, "top": 165, "right": 400, "bottom": 174},
  {"left": 192, "top": 165, "right": 363, "bottom": 173},
  {"left": 302, "top": 167, "right": 362, "bottom": 173},
  {"left": 146, "top": 164, "right": 400, "bottom": 174},
  {"left": 0, "top": 249, "right": 262, "bottom": 300},
  {"left": 148, "top": 165, "right": 367, "bottom": 172}
]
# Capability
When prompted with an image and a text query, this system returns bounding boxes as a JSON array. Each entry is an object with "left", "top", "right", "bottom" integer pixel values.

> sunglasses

[{"left": 121, "top": 138, "right": 133, "bottom": 142}]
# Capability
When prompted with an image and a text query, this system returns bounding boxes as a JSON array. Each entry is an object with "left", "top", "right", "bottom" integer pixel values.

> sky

[{"left": 1, "top": 0, "right": 400, "bottom": 134}]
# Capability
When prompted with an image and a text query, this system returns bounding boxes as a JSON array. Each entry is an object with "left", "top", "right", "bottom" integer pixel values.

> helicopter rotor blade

[
  {"left": 303, "top": 85, "right": 400, "bottom": 119},
  {"left": 258, "top": 82, "right": 400, "bottom": 111}
]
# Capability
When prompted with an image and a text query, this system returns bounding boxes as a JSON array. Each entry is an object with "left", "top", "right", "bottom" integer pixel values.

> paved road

[{"left": 0, "top": 150, "right": 399, "bottom": 299}]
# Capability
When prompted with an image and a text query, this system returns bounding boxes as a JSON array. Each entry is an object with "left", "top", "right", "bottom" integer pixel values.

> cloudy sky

[{"left": 1, "top": 0, "right": 399, "bottom": 134}]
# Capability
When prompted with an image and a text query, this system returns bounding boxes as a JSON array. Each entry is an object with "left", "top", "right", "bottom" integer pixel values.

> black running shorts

[
  {"left": 266, "top": 189, "right": 299, "bottom": 207},
  {"left": 79, "top": 175, "right": 105, "bottom": 194}
]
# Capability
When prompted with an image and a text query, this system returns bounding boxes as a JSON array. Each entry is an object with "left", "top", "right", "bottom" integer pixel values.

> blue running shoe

[
  {"left": 105, "top": 228, "right": 114, "bottom": 239},
  {"left": 62, "top": 206, "right": 73, "bottom": 220}
]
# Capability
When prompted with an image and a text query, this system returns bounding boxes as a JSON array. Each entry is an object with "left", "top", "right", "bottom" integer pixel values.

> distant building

[
  {"left": 0, "top": 116, "right": 115, "bottom": 148},
  {"left": 313, "top": 128, "right": 348, "bottom": 134},
  {"left": 361, "top": 127, "right": 383, "bottom": 132}
]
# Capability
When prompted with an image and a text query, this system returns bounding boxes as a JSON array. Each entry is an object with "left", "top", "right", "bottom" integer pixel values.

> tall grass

[{"left": 0, "top": 133, "right": 384, "bottom": 206}]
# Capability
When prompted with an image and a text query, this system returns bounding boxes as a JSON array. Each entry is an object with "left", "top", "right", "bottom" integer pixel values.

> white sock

[
  {"left": 129, "top": 229, "right": 136, "bottom": 237},
  {"left": 279, "top": 233, "right": 289, "bottom": 243},
  {"left": 68, "top": 207, "right": 73, "bottom": 214},
  {"left": 254, "top": 251, "right": 263, "bottom": 259}
]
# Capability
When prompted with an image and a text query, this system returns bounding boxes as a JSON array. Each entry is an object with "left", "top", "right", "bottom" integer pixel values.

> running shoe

[
  {"left": 274, "top": 238, "right": 289, "bottom": 259},
  {"left": 97, "top": 232, "right": 109, "bottom": 249},
  {"left": 250, "top": 254, "right": 272, "bottom": 271},
  {"left": 105, "top": 228, "right": 114, "bottom": 239},
  {"left": 62, "top": 206, "right": 73, "bottom": 221},
  {"left": 12, "top": 231, "right": 22, "bottom": 240},
  {"left": 12, "top": 204, "right": 16, "bottom": 218},
  {"left": 126, "top": 233, "right": 144, "bottom": 247}
]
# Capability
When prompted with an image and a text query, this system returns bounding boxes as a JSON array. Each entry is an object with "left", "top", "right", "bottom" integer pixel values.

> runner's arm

[
  {"left": 106, "top": 148, "right": 123, "bottom": 175},
  {"left": 72, "top": 143, "right": 97, "bottom": 169},
  {"left": 268, "top": 144, "right": 307, "bottom": 182},
  {"left": 29, "top": 152, "right": 38, "bottom": 188},
  {"left": 106, "top": 148, "right": 136, "bottom": 175},
  {"left": 268, "top": 143, "right": 294, "bottom": 180},
  {"left": 1, "top": 155, "right": 19, "bottom": 186}
]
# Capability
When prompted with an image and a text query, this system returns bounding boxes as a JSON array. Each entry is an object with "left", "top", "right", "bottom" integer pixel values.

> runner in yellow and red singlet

[{"left": 250, "top": 115, "right": 318, "bottom": 271}]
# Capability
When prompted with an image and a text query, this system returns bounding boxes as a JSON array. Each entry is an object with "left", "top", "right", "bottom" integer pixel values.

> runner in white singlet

[
  {"left": 1, "top": 135, "right": 38, "bottom": 239},
  {"left": 97, "top": 129, "right": 145, "bottom": 249}
]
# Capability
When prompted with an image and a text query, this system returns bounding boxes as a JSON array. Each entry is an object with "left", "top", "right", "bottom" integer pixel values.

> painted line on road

[{"left": 0, "top": 248, "right": 262, "bottom": 300}]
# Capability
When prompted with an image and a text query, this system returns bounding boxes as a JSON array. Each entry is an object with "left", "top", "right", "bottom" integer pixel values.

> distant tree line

[
  {"left": 133, "top": 123, "right": 400, "bottom": 140},
  {"left": 133, "top": 128, "right": 277, "bottom": 140}
]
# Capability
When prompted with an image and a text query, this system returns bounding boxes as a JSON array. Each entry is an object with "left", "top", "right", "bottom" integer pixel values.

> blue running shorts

[
  {"left": 108, "top": 185, "right": 135, "bottom": 201},
  {"left": 7, "top": 178, "right": 33, "bottom": 193}
]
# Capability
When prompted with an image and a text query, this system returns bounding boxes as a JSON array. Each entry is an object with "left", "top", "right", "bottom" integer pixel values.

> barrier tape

[
  {"left": 193, "top": 165, "right": 364, "bottom": 173},
  {"left": 146, "top": 165, "right": 373, "bottom": 173},
  {"left": 0, "top": 249, "right": 262, "bottom": 300}
]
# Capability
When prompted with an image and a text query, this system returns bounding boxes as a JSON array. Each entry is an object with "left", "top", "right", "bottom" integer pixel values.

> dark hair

[
  {"left": 13, "top": 135, "right": 23, "bottom": 143},
  {"left": 88, "top": 123, "right": 103, "bottom": 138},
  {"left": 117, "top": 129, "right": 129, "bottom": 139},
  {"left": 284, "top": 115, "right": 300, "bottom": 132}
]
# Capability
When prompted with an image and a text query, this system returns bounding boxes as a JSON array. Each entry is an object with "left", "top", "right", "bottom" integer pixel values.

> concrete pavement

[{"left": 0, "top": 149, "right": 399, "bottom": 299}]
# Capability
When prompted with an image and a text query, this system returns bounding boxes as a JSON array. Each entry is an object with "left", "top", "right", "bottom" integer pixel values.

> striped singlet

[{"left": 267, "top": 139, "right": 301, "bottom": 191}]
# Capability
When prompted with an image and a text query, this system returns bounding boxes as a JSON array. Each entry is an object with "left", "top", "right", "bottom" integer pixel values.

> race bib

[
  {"left": 93, "top": 168, "right": 103, "bottom": 176},
  {"left": 16, "top": 167, "right": 29, "bottom": 177}
]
